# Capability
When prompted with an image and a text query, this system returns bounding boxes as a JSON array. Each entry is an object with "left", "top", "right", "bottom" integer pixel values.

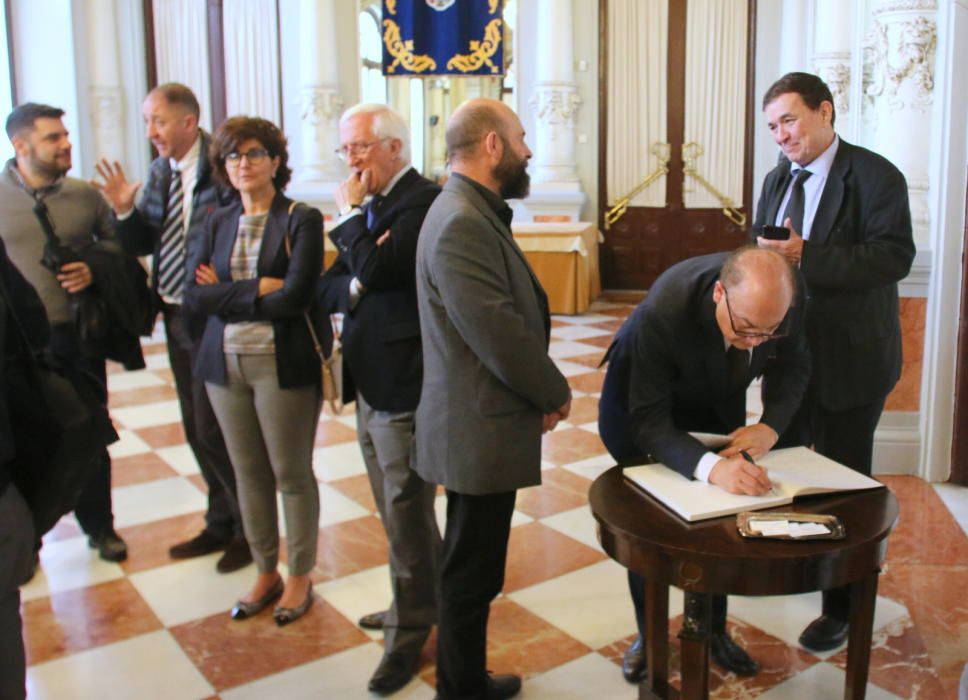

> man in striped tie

[{"left": 93, "top": 84, "right": 249, "bottom": 574}]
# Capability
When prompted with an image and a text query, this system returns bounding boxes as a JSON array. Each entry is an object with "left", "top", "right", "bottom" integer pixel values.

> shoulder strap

[{"left": 284, "top": 200, "right": 302, "bottom": 258}]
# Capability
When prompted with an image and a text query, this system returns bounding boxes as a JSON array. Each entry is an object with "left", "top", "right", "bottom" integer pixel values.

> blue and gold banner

[{"left": 382, "top": 0, "right": 504, "bottom": 76}]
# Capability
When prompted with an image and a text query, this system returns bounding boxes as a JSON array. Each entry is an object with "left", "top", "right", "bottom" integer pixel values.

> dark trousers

[
  {"left": 436, "top": 489, "right": 516, "bottom": 700},
  {"left": 0, "top": 483, "right": 36, "bottom": 700},
  {"left": 778, "top": 389, "right": 888, "bottom": 621},
  {"left": 47, "top": 325, "right": 113, "bottom": 536},
  {"left": 628, "top": 571, "right": 729, "bottom": 641},
  {"left": 163, "top": 304, "right": 242, "bottom": 540}
]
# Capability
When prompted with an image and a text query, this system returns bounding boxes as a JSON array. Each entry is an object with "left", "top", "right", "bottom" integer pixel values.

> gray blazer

[{"left": 415, "top": 174, "right": 570, "bottom": 495}]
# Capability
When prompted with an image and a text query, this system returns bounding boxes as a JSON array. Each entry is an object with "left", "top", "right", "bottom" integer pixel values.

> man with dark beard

[{"left": 415, "top": 98, "right": 572, "bottom": 700}]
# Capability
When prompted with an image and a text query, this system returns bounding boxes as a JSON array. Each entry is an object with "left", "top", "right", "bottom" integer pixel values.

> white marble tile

[
  {"left": 107, "top": 370, "right": 167, "bottom": 392},
  {"left": 155, "top": 444, "right": 200, "bottom": 475},
  {"left": 112, "top": 477, "right": 208, "bottom": 529},
  {"left": 756, "top": 661, "right": 904, "bottom": 700},
  {"left": 129, "top": 555, "right": 276, "bottom": 627},
  {"left": 550, "top": 324, "right": 612, "bottom": 341},
  {"left": 143, "top": 352, "right": 171, "bottom": 370},
  {"left": 554, "top": 359, "right": 600, "bottom": 377},
  {"left": 221, "top": 642, "right": 435, "bottom": 700},
  {"left": 26, "top": 630, "right": 213, "bottom": 700},
  {"left": 315, "top": 565, "right": 392, "bottom": 641},
  {"left": 577, "top": 421, "right": 602, "bottom": 433},
  {"left": 21, "top": 536, "right": 125, "bottom": 601},
  {"left": 508, "top": 560, "right": 669, "bottom": 649},
  {"left": 726, "top": 592, "right": 908, "bottom": 658},
  {"left": 548, "top": 340, "right": 604, "bottom": 359},
  {"left": 111, "top": 400, "right": 183, "bottom": 429},
  {"left": 561, "top": 454, "right": 616, "bottom": 482},
  {"left": 318, "top": 483, "right": 371, "bottom": 527},
  {"left": 541, "top": 506, "right": 602, "bottom": 552},
  {"left": 934, "top": 482, "right": 968, "bottom": 537},
  {"left": 313, "top": 442, "right": 367, "bottom": 482},
  {"left": 107, "top": 429, "right": 153, "bottom": 458},
  {"left": 335, "top": 414, "right": 360, "bottom": 429},
  {"left": 552, "top": 313, "right": 616, "bottom": 325},
  {"left": 520, "top": 652, "right": 635, "bottom": 699}
]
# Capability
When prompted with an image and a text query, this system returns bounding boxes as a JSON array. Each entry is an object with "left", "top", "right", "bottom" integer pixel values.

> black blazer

[
  {"left": 598, "top": 253, "right": 811, "bottom": 478},
  {"left": 184, "top": 192, "right": 323, "bottom": 389},
  {"left": 318, "top": 168, "right": 440, "bottom": 412},
  {"left": 753, "top": 138, "right": 915, "bottom": 411}
]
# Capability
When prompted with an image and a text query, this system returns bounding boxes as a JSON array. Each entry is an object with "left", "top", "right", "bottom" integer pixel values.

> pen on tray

[{"left": 739, "top": 450, "right": 779, "bottom": 497}]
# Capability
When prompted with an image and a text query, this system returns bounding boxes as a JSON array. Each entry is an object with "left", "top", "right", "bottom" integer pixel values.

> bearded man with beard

[{"left": 414, "top": 98, "right": 572, "bottom": 700}]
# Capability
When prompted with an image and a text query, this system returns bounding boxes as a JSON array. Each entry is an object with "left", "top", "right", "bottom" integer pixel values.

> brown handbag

[{"left": 286, "top": 201, "right": 343, "bottom": 414}]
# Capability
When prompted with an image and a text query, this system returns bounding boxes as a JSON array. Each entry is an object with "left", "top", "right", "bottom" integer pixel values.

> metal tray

[{"left": 736, "top": 511, "right": 846, "bottom": 541}]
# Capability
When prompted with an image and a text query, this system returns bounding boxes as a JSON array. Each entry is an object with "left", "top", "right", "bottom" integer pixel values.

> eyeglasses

[
  {"left": 225, "top": 148, "right": 270, "bottom": 165},
  {"left": 334, "top": 138, "right": 390, "bottom": 160},
  {"left": 722, "top": 287, "right": 788, "bottom": 340}
]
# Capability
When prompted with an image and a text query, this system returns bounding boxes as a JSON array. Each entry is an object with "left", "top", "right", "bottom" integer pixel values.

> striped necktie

[{"left": 157, "top": 168, "right": 185, "bottom": 300}]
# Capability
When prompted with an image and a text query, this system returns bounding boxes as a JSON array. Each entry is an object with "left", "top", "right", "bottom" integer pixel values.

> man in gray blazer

[{"left": 415, "top": 98, "right": 572, "bottom": 700}]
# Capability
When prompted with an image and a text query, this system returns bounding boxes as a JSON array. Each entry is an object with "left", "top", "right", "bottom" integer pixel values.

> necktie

[
  {"left": 366, "top": 194, "right": 385, "bottom": 229},
  {"left": 726, "top": 346, "right": 749, "bottom": 393},
  {"left": 781, "top": 169, "right": 812, "bottom": 237},
  {"left": 157, "top": 168, "right": 186, "bottom": 300}
]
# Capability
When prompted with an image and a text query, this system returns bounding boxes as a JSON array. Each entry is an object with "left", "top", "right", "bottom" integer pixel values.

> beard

[
  {"left": 494, "top": 137, "right": 530, "bottom": 200},
  {"left": 28, "top": 146, "right": 71, "bottom": 180}
]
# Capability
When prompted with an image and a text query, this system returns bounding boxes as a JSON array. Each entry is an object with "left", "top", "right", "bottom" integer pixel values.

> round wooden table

[{"left": 589, "top": 466, "right": 898, "bottom": 700}]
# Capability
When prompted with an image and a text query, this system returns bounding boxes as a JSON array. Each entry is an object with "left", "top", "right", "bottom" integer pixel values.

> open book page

[{"left": 757, "top": 447, "right": 884, "bottom": 497}]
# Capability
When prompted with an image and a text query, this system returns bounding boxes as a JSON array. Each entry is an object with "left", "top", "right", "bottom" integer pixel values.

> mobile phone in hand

[{"left": 754, "top": 224, "right": 791, "bottom": 241}]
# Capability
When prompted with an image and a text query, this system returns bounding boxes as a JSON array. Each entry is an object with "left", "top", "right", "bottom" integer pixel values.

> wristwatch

[{"left": 339, "top": 202, "right": 362, "bottom": 216}]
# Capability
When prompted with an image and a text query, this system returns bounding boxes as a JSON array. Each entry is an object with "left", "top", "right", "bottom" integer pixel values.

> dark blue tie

[{"left": 366, "top": 194, "right": 385, "bottom": 229}]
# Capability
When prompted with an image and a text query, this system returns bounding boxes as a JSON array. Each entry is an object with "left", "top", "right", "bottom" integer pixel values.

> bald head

[
  {"left": 446, "top": 98, "right": 517, "bottom": 162},
  {"left": 715, "top": 246, "right": 796, "bottom": 349}
]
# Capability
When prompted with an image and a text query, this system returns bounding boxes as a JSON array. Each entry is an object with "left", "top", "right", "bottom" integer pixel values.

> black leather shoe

[
  {"left": 486, "top": 673, "right": 522, "bottom": 699},
  {"left": 273, "top": 587, "right": 314, "bottom": 626},
  {"left": 216, "top": 537, "right": 252, "bottom": 574},
  {"left": 169, "top": 530, "right": 229, "bottom": 559},
  {"left": 367, "top": 652, "right": 419, "bottom": 695},
  {"left": 710, "top": 631, "right": 758, "bottom": 676},
  {"left": 622, "top": 635, "right": 647, "bottom": 683},
  {"left": 230, "top": 578, "right": 283, "bottom": 620},
  {"left": 359, "top": 610, "right": 387, "bottom": 630},
  {"left": 798, "top": 615, "right": 849, "bottom": 652},
  {"left": 88, "top": 529, "right": 128, "bottom": 562}
]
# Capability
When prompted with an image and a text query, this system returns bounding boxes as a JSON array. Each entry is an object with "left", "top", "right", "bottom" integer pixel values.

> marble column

[
  {"left": 295, "top": 0, "right": 345, "bottom": 185},
  {"left": 86, "top": 0, "right": 124, "bottom": 163},
  {"left": 525, "top": 0, "right": 584, "bottom": 221},
  {"left": 863, "top": 0, "right": 937, "bottom": 245},
  {"left": 812, "top": 0, "right": 852, "bottom": 121},
  {"left": 779, "top": 0, "right": 811, "bottom": 73}
]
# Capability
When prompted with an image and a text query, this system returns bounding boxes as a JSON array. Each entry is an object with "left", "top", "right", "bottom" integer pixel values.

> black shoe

[
  {"left": 359, "top": 610, "right": 387, "bottom": 630},
  {"left": 486, "top": 674, "right": 522, "bottom": 699},
  {"left": 367, "top": 652, "right": 419, "bottom": 695},
  {"left": 230, "top": 578, "right": 283, "bottom": 620},
  {"left": 798, "top": 615, "right": 848, "bottom": 652},
  {"left": 88, "top": 529, "right": 128, "bottom": 562},
  {"left": 273, "top": 587, "right": 314, "bottom": 627},
  {"left": 710, "top": 631, "right": 758, "bottom": 676},
  {"left": 622, "top": 635, "right": 647, "bottom": 683},
  {"left": 169, "top": 530, "right": 230, "bottom": 559},
  {"left": 216, "top": 537, "right": 252, "bottom": 574}
]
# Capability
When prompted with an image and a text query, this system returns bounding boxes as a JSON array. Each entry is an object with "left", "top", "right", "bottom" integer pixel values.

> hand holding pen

[{"left": 708, "top": 450, "right": 775, "bottom": 496}]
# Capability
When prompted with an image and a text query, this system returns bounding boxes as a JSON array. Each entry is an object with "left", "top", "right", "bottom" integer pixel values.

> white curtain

[
  {"left": 153, "top": 0, "right": 213, "bottom": 132},
  {"left": 683, "top": 0, "right": 747, "bottom": 209},
  {"left": 223, "top": 0, "right": 281, "bottom": 125},
  {"left": 606, "top": 0, "right": 668, "bottom": 208}
]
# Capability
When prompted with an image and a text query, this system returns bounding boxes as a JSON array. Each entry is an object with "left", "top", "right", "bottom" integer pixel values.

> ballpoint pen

[{"left": 740, "top": 449, "right": 779, "bottom": 497}]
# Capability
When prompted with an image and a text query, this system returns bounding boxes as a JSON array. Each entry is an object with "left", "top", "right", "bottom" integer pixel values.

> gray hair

[{"left": 340, "top": 103, "right": 411, "bottom": 164}]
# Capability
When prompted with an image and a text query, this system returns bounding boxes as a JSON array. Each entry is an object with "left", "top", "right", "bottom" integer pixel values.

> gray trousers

[
  {"left": 357, "top": 394, "right": 441, "bottom": 657},
  {"left": 0, "top": 483, "right": 34, "bottom": 700},
  {"left": 207, "top": 354, "right": 320, "bottom": 576}
]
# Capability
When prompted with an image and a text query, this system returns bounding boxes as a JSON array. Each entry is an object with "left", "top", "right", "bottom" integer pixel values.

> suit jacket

[
  {"left": 415, "top": 173, "right": 570, "bottom": 495},
  {"left": 115, "top": 131, "right": 236, "bottom": 319},
  {"left": 753, "top": 138, "right": 914, "bottom": 411},
  {"left": 183, "top": 192, "right": 323, "bottom": 389},
  {"left": 598, "top": 253, "right": 811, "bottom": 478},
  {"left": 319, "top": 168, "right": 440, "bottom": 411}
]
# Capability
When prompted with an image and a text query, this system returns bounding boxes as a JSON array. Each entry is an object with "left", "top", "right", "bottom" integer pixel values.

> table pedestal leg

[
  {"left": 844, "top": 572, "right": 879, "bottom": 699},
  {"left": 678, "top": 592, "right": 711, "bottom": 700},
  {"left": 641, "top": 578, "right": 670, "bottom": 699}
]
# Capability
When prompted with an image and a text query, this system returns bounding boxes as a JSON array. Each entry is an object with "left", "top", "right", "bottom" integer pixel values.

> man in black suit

[
  {"left": 599, "top": 247, "right": 811, "bottom": 682},
  {"left": 753, "top": 72, "right": 915, "bottom": 652},
  {"left": 92, "top": 83, "right": 249, "bottom": 573},
  {"left": 319, "top": 104, "right": 442, "bottom": 696}
]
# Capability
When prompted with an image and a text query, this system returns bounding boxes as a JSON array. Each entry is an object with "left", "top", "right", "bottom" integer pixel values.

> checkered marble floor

[{"left": 20, "top": 297, "right": 968, "bottom": 700}]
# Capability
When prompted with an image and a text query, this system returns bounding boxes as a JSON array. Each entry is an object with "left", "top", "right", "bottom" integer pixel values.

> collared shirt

[
  {"left": 335, "top": 164, "right": 413, "bottom": 227},
  {"left": 774, "top": 135, "right": 840, "bottom": 240},
  {"left": 7, "top": 162, "right": 64, "bottom": 201},
  {"left": 117, "top": 132, "right": 201, "bottom": 229},
  {"left": 451, "top": 172, "right": 514, "bottom": 228}
]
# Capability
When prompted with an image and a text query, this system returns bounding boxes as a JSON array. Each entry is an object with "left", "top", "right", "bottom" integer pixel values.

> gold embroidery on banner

[
  {"left": 488, "top": 0, "right": 500, "bottom": 13},
  {"left": 385, "top": 0, "right": 397, "bottom": 15},
  {"left": 383, "top": 19, "right": 437, "bottom": 74},
  {"left": 446, "top": 19, "right": 503, "bottom": 74}
]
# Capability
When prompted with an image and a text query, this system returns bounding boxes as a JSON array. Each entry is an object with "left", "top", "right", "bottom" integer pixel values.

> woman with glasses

[{"left": 185, "top": 117, "right": 323, "bottom": 626}]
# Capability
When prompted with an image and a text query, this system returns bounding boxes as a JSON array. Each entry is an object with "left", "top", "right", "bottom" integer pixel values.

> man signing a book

[{"left": 598, "top": 246, "right": 811, "bottom": 682}]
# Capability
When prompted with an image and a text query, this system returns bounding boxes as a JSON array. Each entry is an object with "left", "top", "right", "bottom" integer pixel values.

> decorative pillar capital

[{"left": 813, "top": 56, "right": 851, "bottom": 116}]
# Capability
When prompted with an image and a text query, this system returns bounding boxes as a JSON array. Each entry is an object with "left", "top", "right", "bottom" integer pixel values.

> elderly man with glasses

[{"left": 598, "top": 245, "right": 811, "bottom": 683}]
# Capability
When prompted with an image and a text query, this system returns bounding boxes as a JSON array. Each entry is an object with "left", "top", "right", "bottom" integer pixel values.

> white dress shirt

[{"left": 773, "top": 135, "right": 840, "bottom": 240}]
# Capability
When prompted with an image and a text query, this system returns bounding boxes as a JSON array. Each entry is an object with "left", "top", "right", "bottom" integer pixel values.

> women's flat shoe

[
  {"left": 273, "top": 588, "right": 314, "bottom": 626},
  {"left": 230, "top": 579, "right": 283, "bottom": 620}
]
